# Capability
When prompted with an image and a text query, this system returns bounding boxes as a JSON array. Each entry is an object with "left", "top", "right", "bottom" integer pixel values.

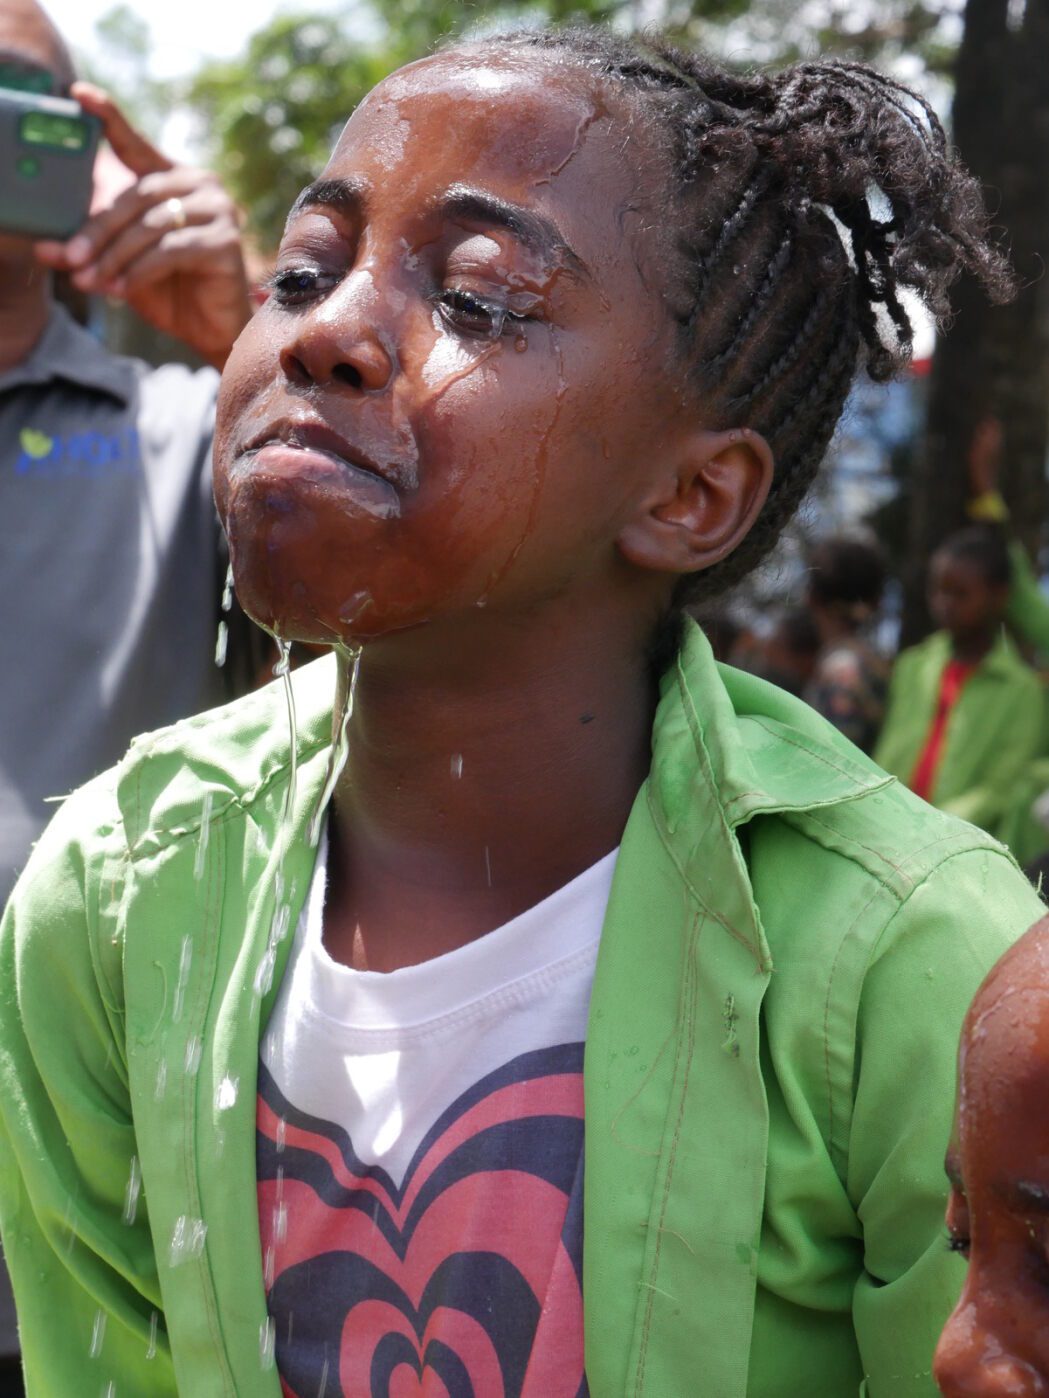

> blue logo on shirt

[{"left": 14, "top": 425, "right": 141, "bottom": 477}]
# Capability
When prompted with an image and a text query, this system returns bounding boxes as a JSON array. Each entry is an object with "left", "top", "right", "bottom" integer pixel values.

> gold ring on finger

[{"left": 164, "top": 196, "right": 188, "bottom": 230}]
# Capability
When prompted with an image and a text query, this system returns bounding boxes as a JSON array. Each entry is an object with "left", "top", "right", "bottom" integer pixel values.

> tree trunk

[{"left": 901, "top": 0, "right": 1049, "bottom": 642}]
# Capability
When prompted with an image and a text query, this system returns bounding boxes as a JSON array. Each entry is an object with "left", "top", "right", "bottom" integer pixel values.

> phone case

[{"left": 0, "top": 88, "right": 101, "bottom": 239}]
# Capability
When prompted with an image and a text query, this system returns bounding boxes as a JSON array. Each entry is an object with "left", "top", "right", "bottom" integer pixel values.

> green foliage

[
  {"left": 189, "top": 13, "right": 391, "bottom": 252},
  {"left": 78, "top": 3, "right": 170, "bottom": 140}
]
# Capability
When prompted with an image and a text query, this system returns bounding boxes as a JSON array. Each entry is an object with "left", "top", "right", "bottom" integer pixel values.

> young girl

[
  {"left": 934, "top": 914, "right": 1049, "bottom": 1393},
  {"left": 874, "top": 527, "right": 1045, "bottom": 843},
  {"left": 1, "top": 27, "right": 1042, "bottom": 1398}
]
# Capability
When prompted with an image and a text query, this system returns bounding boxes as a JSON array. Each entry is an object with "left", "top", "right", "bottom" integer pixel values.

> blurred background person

[
  {"left": 874, "top": 527, "right": 1046, "bottom": 842},
  {"left": 1, "top": 0, "right": 260, "bottom": 910},
  {"left": 802, "top": 535, "right": 889, "bottom": 753},
  {"left": 0, "top": 1, "right": 261, "bottom": 1385}
]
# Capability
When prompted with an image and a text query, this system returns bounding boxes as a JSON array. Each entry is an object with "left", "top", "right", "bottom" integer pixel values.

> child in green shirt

[{"left": 1, "top": 25, "right": 1042, "bottom": 1398}]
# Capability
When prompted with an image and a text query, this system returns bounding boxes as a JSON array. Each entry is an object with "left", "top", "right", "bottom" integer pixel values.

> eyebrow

[
  {"left": 437, "top": 184, "right": 586, "bottom": 273},
  {"left": 286, "top": 177, "right": 366, "bottom": 228},
  {"left": 286, "top": 176, "right": 586, "bottom": 275}
]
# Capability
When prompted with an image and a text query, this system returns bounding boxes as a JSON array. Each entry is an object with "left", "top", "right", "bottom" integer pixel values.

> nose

[
  {"left": 279, "top": 270, "right": 396, "bottom": 394},
  {"left": 935, "top": 1306, "right": 1049, "bottom": 1397}
]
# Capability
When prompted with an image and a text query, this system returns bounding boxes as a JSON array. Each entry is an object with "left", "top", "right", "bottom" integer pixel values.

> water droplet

[
  {"left": 214, "top": 619, "right": 229, "bottom": 669},
  {"left": 276, "top": 1116, "right": 287, "bottom": 1154},
  {"left": 101, "top": 1383, "right": 115, "bottom": 1398},
  {"left": 154, "top": 1059, "right": 168, "bottom": 1102},
  {"left": 146, "top": 1310, "right": 158, "bottom": 1360},
  {"left": 122, "top": 1156, "right": 141, "bottom": 1226},
  {"left": 221, "top": 562, "right": 234, "bottom": 614},
  {"left": 193, "top": 792, "right": 213, "bottom": 881},
  {"left": 90, "top": 1308, "right": 106, "bottom": 1358},
  {"left": 273, "top": 1201, "right": 288, "bottom": 1244},
  {"left": 215, "top": 1075, "right": 239, "bottom": 1112},
  {"left": 172, "top": 936, "right": 192, "bottom": 1022},
  {"left": 169, "top": 1215, "right": 207, "bottom": 1267},
  {"left": 259, "top": 1316, "right": 276, "bottom": 1370},
  {"left": 317, "top": 1357, "right": 330, "bottom": 1396},
  {"left": 450, "top": 753, "right": 463, "bottom": 779},
  {"left": 308, "top": 646, "right": 361, "bottom": 847},
  {"left": 184, "top": 1036, "right": 203, "bottom": 1076},
  {"left": 484, "top": 845, "right": 493, "bottom": 888}
]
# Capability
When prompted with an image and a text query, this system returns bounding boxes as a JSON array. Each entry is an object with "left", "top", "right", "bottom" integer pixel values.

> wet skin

[
  {"left": 935, "top": 918, "right": 1049, "bottom": 1395},
  {"left": 214, "top": 49, "right": 772, "bottom": 971},
  {"left": 929, "top": 553, "right": 1008, "bottom": 664}
]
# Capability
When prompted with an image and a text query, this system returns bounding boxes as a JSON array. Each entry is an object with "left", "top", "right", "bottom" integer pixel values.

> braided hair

[{"left": 461, "top": 28, "right": 1012, "bottom": 610}]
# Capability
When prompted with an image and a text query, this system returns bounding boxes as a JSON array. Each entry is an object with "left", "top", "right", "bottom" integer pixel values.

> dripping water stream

[{"left": 308, "top": 645, "right": 362, "bottom": 848}]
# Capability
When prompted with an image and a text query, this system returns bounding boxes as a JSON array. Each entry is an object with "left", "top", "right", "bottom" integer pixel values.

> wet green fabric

[
  {"left": 0, "top": 621, "right": 1041, "bottom": 1396},
  {"left": 874, "top": 627, "right": 1046, "bottom": 840}
]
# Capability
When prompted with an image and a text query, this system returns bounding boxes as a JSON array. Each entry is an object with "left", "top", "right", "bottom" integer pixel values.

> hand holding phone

[
  {"left": 31, "top": 83, "right": 252, "bottom": 369},
  {"left": 0, "top": 87, "right": 100, "bottom": 239}
]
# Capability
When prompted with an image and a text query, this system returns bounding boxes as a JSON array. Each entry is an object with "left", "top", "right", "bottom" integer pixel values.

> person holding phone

[
  {"left": 1, "top": 0, "right": 258, "bottom": 908},
  {"left": 0, "top": 2, "right": 257, "bottom": 1384}
]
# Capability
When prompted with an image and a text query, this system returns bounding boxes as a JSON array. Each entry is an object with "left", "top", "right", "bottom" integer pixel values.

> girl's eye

[
  {"left": 946, "top": 1232, "right": 971, "bottom": 1258},
  {"left": 434, "top": 288, "right": 527, "bottom": 340},
  {"left": 268, "top": 267, "right": 339, "bottom": 307}
]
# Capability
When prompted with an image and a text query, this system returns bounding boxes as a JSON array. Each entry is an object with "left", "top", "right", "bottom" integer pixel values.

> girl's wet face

[
  {"left": 935, "top": 930, "right": 1049, "bottom": 1396},
  {"left": 213, "top": 50, "right": 684, "bottom": 644}
]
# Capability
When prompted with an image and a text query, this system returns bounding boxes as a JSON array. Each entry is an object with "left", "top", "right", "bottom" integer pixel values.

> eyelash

[
  {"left": 266, "top": 267, "right": 533, "bottom": 341},
  {"left": 267, "top": 267, "right": 337, "bottom": 306},
  {"left": 432, "top": 288, "right": 531, "bottom": 340}
]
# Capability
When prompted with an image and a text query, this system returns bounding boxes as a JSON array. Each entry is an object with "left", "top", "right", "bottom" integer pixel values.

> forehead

[
  {"left": 932, "top": 550, "right": 984, "bottom": 584},
  {"left": 320, "top": 50, "right": 659, "bottom": 266},
  {"left": 960, "top": 981, "right": 1049, "bottom": 1139}
]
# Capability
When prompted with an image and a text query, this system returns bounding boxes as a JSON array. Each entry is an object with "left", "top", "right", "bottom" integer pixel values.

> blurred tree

[
  {"left": 77, "top": 3, "right": 169, "bottom": 140},
  {"left": 901, "top": 0, "right": 1049, "bottom": 641}
]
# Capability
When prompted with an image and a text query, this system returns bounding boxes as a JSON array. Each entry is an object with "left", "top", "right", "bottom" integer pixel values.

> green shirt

[
  {"left": 0, "top": 622, "right": 1041, "bottom": 1396},
  {"left": 874, "top": 627, "right": 1046, "bottom": 839}
]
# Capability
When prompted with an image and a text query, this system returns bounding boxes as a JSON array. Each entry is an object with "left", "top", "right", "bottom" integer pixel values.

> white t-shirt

[{"left": 257, "top": 831, "right": 617, "bottom": 1398}]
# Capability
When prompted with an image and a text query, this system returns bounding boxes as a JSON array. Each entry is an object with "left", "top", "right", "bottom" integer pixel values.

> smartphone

[{"left": 0, "top": 87, "right": 101, "bottom": 240}]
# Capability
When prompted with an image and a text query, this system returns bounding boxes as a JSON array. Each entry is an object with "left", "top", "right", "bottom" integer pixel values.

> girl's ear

[{"left": 617, "top": 428, "right": 774, "bottom": 576}]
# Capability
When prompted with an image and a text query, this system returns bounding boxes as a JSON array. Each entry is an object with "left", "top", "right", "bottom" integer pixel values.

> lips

[{"left": 243, "top": 419, "right": 390, "bottom": 483}]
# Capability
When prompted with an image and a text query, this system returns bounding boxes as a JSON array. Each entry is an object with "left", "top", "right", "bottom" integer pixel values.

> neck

[
  {"left": 326, "top": 600, "right": 659, "bottom": 971},
  {"left": 951, "top": 628, "right": 996, "bottom": 665},
  {"left": 0, "top": 247, "right": 51, "bottom": 374}
]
